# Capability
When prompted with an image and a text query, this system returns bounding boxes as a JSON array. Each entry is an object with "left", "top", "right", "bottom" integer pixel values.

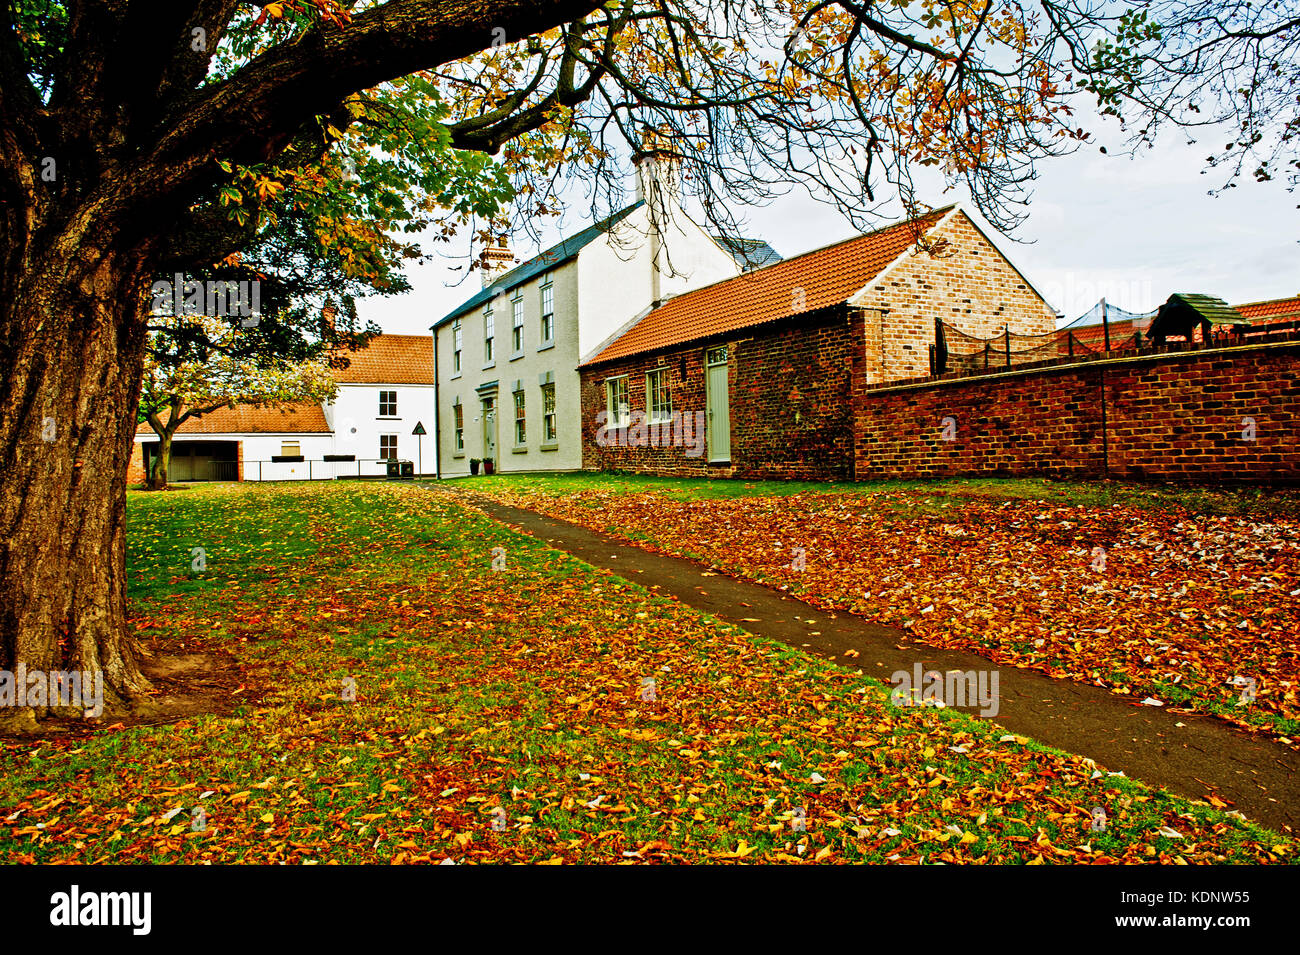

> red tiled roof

[
  {"left": 1235, "top": 296, "right": 1300, "bottom": 322},
  {"left": 1065, "top": 318, "right": 1150, "bottom": 347},
  {"left": 334, "top": 334, "right": 435, "bottom": 384},
  {"left": 582, "top": 206, "right": 954, "bottom": 367},
  {"left": 137, "top": 402, "right": 330, "bottom": 436}
]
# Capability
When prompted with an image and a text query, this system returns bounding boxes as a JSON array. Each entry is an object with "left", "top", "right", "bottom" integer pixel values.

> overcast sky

[{"left": 361, "top": 113, "right": 1298, "bottom": 337}]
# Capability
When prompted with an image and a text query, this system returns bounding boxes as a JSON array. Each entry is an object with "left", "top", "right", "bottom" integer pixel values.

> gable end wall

[{"left": 852, "top": 211, "right": 1057, "bottom": 385}]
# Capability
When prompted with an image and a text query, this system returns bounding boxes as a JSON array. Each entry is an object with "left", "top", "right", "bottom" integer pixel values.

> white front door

[{"left": 705, "top": 346, "right": 730, "bottom": 463}]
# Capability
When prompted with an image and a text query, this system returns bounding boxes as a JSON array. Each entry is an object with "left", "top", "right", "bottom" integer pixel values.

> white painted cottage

[{"left": 129, "top": 335, "right": 438, "bottom": 482}]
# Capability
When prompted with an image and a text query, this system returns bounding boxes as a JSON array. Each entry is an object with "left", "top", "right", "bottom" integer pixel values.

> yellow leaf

[{"left": 725, "top": 840, "right": 757, "bottom": 858}]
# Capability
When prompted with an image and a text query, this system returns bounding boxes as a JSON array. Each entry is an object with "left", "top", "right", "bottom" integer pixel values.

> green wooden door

[{"left": 705, "top": 346, "right": 730, "bottom": 462}]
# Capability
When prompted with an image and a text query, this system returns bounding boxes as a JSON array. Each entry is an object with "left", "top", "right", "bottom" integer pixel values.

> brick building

[{"left": 577, "top": 205, "right": 1056, "bottom": 479}]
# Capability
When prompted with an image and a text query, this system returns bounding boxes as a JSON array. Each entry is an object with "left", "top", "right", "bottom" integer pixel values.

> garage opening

[{"left": 143, "top": 440, "right": 239, "bottom": 482}]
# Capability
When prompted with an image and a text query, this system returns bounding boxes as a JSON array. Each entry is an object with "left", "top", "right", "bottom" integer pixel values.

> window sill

[
  {"left": 482, "top": 361, "right": 496, "bottom": 370},
  {"left": 511, "top": 446, "right": 528, "bottom": 454},
  {"left": 509, "top": 352, "right": 524, "bottom": 362},
  {"left": 538, "top": 341, "right": 555, "bottom": 352},
  {"left": 450, "top": 372, "right": 462, "bottom": 380},
  {"left": 540, "top": 442, "right": 558, "bottom": 452},
  {"left": 453, "top": 452, "right": 465, "bottom": 459},
  {"left": 376, "top": 416, "right": 400, "bottom": 421}
]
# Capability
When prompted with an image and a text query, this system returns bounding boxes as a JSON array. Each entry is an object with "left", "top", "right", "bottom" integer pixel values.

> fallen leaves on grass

[
  {"left": 0, "top": 482, "right": 1291, "bottom": 865},
  {"left": 474, "top": 485, "right": 1300, "bottom": 742}
]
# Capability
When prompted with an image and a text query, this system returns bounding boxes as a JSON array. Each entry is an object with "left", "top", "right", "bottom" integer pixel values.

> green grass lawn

[
  {"left": 0, "top": 480, "right": 1291, "bottom": 864},
  {"left": 462, "top": 470, "right": 1300, "bottom": 518}
]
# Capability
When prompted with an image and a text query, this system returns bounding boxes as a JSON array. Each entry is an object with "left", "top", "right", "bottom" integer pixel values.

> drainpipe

[
  {"left": 433, "top": 328, "right": 442, "bottom": 480},
  {"left": 1102, "top": 297, "right": 1111, "bottom": 354},
  {"left": 1099, "top": 366, "right": 1109, "bottom": 478}
]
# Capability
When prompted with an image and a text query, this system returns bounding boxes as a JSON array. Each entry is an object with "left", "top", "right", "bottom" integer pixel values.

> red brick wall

[
  {"left": 127, "top": 441, "right": 147, "bottom": 485},
  {"left": 581, "top": 345, "right": 714, "bottom": 476},
  {"left": 580, "top": 309, "right": 862, "bottom": 480},
  {"left": 854, "top": 343, "right": 1300, "bottom": 483}
]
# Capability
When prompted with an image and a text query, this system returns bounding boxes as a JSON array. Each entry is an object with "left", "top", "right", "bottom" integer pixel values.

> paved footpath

[{"left": 466, "top": 495, "right": 1299, "bottom": 834}]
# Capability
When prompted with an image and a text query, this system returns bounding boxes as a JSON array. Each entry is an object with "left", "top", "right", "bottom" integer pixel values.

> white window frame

[
  {"left": 540, "top": 283, "right": 554, "bottom": 346},
  {"left": 453, "top": 401, "right": 464, "bottom": 453},
  {"left": 511, "top": 294, "right": 524, "bottom": 354},
  {"left": 378, "top": 390, "right": 397, "bottom": 417},
  {"left": 483, "top": 308, "right": 494, "bottom": 363},
  {"left": 646, "top": 368, "right": 672, "bottom": 424},
  {"left": 541, "top": 382, "right": 557, "bottom": 443},
  {"left": 605, "top": 376, "right": 630, "bottom": 429},
  {"left": 452, "top": 320, "right": 462, "bottom": 373},
  {"left": 513, "top": 389, "right": 527, "bottom": 447}
]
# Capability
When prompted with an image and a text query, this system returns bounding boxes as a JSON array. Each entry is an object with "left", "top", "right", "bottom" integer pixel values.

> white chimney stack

[
  {"left": 633, "top": 129, "right": 683, "bottom": 307},
  {"left": 634, "top": 151, "right": 681, "bottom": 207}
]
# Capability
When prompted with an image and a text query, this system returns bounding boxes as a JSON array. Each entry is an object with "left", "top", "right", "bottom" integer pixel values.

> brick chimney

[{"left": 482, "top": 235, "right": 514, "bottom": 289}]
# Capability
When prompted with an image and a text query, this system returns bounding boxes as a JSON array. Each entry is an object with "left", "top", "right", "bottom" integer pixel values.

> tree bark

[{"left": 0, "top": 243, "right": 154, "bottom": 728}]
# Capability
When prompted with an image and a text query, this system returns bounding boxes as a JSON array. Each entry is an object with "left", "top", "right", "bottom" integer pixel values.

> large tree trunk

[{"left": 0, "top": 244, "right": 154, "bottom": 730}]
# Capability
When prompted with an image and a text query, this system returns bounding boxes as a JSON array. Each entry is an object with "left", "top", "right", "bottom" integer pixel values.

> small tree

[{"left": 139, "top": 315, "right": 337, "bottom": 489}]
